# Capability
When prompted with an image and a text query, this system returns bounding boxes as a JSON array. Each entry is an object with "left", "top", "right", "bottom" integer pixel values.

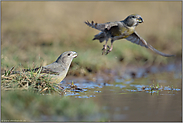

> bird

[
  {"left": 85, "top": 14, "right": 175, "bottom": 57},
  {"left": 22, "top": 51, "right": 78, "bottom": 83}
]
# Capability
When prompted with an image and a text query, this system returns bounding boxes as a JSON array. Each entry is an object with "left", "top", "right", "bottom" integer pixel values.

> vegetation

[
  {"left": 1, "top": 67, "right": 64, "bottom": 94},
  {"left": 1, "top": 2, "right": 181, "bottom": 75},
  {"left": 1, "top": 90, "right": 104, "bottom": 121}
]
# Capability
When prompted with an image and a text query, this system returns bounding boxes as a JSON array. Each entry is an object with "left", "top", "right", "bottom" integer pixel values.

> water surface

[{"left": 63, "top": 65, "right": 182, "bottom": 121}]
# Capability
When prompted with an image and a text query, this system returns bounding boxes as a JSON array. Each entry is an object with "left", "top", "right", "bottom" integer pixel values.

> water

[
  {"left": 95, "top": 90, "right": 181, "bottom": 121},
  {"left": 62, "top": 64, "right": 182, "bottom": 121}
]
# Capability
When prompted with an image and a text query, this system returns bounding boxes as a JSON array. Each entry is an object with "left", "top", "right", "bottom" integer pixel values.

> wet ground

[{"left": 61, "top": 63, "right": 182, "bottom": 121}]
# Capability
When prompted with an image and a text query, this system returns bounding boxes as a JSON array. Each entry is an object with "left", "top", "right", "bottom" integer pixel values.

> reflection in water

[
  {"left": 96, "top": 87, "right": 181, "bottom": 121},
  {"left": 63, "top": 70, "right": 181, "bottom": 122}
]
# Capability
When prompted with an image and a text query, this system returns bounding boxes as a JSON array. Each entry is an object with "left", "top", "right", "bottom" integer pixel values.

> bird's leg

[
  {"left": 106, "top": 44, "right": 113, "bottom": 55},
  {"left": 106, "top": 39, "right": 114, "bottom": 55},
  {"left": 102, "top": 39, "right": 108, "bottom": 55}
]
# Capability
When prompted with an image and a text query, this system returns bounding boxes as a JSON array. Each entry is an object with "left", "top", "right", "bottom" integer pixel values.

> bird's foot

[
  {"left": 102, "top": 48, "right": 106, "bottom": 55},
  {"left": 102, "top": 45, "right": 110, "bottom": 55},
  {"left": 105, "top": 46, "right": 113, "bottom": 55},
  {"left": 105, "top": 50, "right": 111, "bottom": 55}
]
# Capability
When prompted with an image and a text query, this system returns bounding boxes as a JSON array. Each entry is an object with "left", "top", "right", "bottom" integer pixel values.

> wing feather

[
  {"left": 85, "top": 21, "right": 119, "bottom": 31},
  {"left": 126, "top": 32, "right": 175, "bottom": 57},
  {"left": 22, "top": 66, "right": 60, "bottom": 75}
]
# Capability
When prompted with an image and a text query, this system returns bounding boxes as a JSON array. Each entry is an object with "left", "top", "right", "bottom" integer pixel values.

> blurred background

[{"left": 1, "top": 1, "right": 181, "bottom": 75}]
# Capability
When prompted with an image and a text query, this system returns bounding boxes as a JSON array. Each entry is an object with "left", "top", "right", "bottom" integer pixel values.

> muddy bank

[{"left": 66, "top": 61, "right": 182, "bottom": 83}]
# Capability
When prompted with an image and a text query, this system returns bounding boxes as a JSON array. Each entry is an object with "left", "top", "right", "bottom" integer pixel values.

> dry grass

[
  {"left": 1, "top": 67, "right": 65, "bottom": 94},
  {"left": 1, "top": 66, "right": 86, "bottom": 95}
]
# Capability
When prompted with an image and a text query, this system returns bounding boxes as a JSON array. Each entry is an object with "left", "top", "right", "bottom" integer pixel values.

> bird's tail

[{"left": 93, "top": 32, "right": 107, "bottom": 43}]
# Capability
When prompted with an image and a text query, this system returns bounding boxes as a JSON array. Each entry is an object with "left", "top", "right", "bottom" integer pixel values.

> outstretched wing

[
  {"left": 125, "top": 32, "right": 148, "bottom": 48},
  {"left": 85, "top": 20, "right": 119, "bottom": 31},
  {"left": 126, "top": 31, "right": 175, "bottom": 57}
]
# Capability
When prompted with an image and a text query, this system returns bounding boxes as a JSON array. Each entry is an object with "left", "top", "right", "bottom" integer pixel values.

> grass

[
  {"left": 1, "top": 90, "right": 104, "bottom": 122},
  {"left": 1, "top": 67, "right": 65, "bottom": 95},
  {"left": 1, "top": 1, "right": 181, "bottom": 74}
]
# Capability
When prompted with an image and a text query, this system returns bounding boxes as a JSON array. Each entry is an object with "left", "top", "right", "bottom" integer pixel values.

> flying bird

[{"left": 85, "top": 14, "right": 175, "bottom": 57}]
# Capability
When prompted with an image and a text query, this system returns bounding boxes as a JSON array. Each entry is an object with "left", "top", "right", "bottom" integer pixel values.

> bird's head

[
  {"left": 56, "top": 51, "right": 78, "bottom": 66},
  {"left": 123, "top": 14, "right": 143, "bottom": 27}
]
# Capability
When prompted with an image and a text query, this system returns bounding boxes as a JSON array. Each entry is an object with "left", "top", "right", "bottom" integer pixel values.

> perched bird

[
  {"left": 23, "top": 51, "right": 77, "bottom": 83},
  {"left": 85, "top": 14, "right": 175, "bottom": 57}
]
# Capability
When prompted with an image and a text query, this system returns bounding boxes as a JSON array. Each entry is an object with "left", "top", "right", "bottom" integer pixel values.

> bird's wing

[
  {"left": 85, "top": 21, "right": 119, "bottom": 31},
  {"left": 42, "top": 62, "right": 66, "bottom": 75},
  {"left": 22, "top": 66, "right": 60, "bottom": 75},
  {"left": 41, "top": 67, "right": 60, "bottom": 75},
  {"left": 22, "top": 67, "right": 41, "bottom": 73},
  {"left": 126, "top": 31, "right": 175, "bottom": 57},
  {"left": 125, "top": 31, "right": 148, "bottom": 48}
]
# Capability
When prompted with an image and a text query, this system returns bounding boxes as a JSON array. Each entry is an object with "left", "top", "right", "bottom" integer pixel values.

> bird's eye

[
  {"left": 132, "top": 16, "right": 135, "bottom": 18},
  {"left": 68, "top": 53, "right": 71, "bottom": 56}
]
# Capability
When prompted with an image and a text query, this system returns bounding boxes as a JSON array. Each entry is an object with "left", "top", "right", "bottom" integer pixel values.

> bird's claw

[
  {"left": 105, "top": 49, "right": 111, "bottom": 55},
  {"left": 102, "top": 46, "right": 106, "bottom": 55},
  {"left": 102, "top": 45, "right": 110, "bottom": 55}
]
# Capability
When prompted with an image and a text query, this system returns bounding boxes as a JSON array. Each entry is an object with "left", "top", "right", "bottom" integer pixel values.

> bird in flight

[{"left": 85, "top": 14, "right": 175, "bottom": 57}]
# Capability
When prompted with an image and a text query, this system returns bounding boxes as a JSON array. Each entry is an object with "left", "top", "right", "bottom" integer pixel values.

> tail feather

[
  {"left": 85, "top": 20, "right": 108, "bottom": 43},
  {"left": 93, "top": 32, "right": 107, "bottom": 43}
]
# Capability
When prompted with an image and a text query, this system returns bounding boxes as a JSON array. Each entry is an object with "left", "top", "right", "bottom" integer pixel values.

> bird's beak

[
  {"left": 73, "top": 52, "right": 78, "bottom": 58},
  {"left": 137, "top": 17, "right": 144, "bottom": 23}
]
